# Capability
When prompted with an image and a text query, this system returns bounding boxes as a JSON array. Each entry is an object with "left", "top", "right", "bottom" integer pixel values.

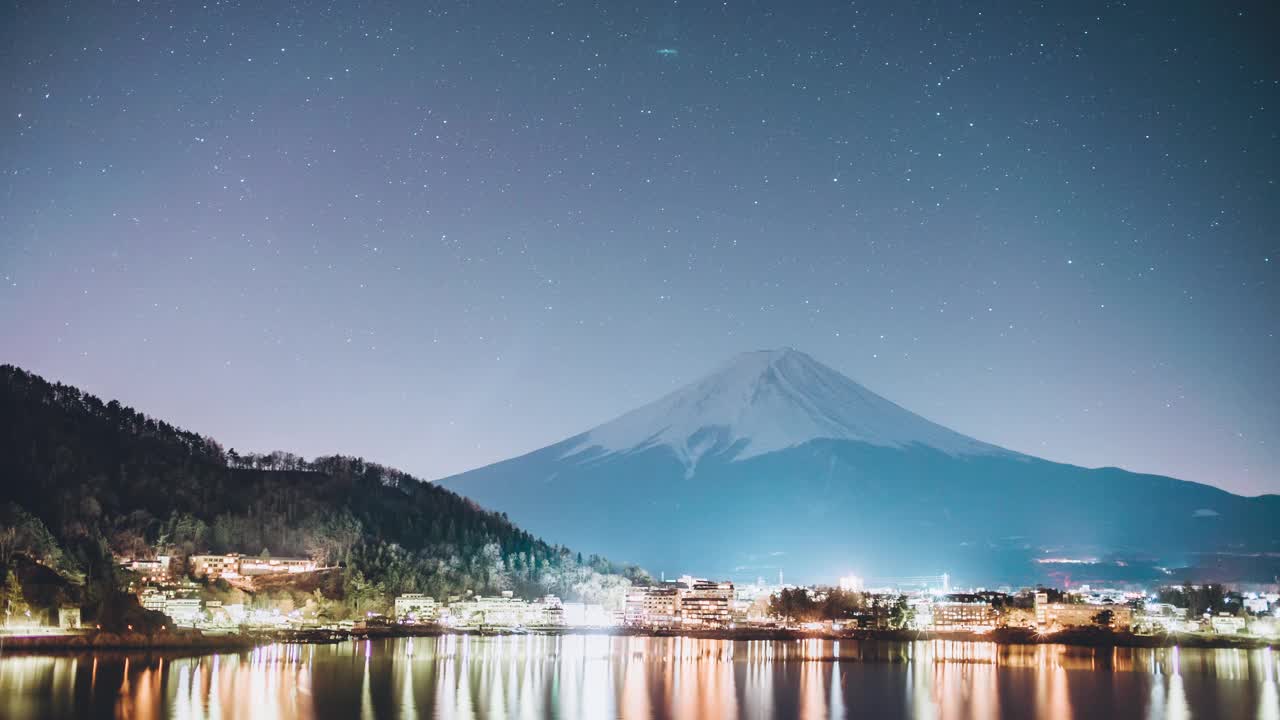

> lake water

[{"left": 1, "top": 635, "right": 1278, "bottom": 719}]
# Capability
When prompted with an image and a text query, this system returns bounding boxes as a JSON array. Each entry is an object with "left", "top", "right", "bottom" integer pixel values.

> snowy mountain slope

[
  {"left": 567, "top": 348, "right": 1009, "bottom": 468},
  {"left": 436, "top": 349, "right": 1280, "bottom": 584}
]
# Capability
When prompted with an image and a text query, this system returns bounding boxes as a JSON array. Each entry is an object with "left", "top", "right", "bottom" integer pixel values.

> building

[
  {"left": 1035, "top": 595, "right": 1132, "bottom": 631},
  {"left": 394, "top": 594, "right": 439, "bottom": 622},
  {"left": 1033, "top": 592, "right": 1049, "bottom": 626},
  {"left": 189, "top": 554, "right": 243, "bottom": 579},
  {"left": 121, "top": 556, "right": 171, "bottom": 581},
  {"left": 445, "top": 591, "right": 537, "bottom": 628},
  {"left": 166, "top": 598, "right": 204, "bottom": 626},
  {"left": 1210, "top": 614, "right": 1246, "bottom": 635},
  {"left": 528, "top": 595, "right": 565, "bottom": 627},
  {"left": 682, "top": 580, "right": 734, "bottom": 628},
  {"left": 1250, "top": 618, "right": 1278, "bottom": 638},
  {"left": 1002, "top": 607, "right": 1037, "bottom": 629},
  {"left": 623, "top": 580, "right": 736, "bottom": 628},
  {"left": 1043, "top": 603, "right": 1131, "bottom": 631},
  {"left": 1134, "top": 603, "right": 1192, "bottom": 633},
  {"left": 140, "top": 588, "right": 168, "bottom": 613},
  {"left": 625, "top": 585, "right": 685, "bottom": 628},
  {"left": 1244, "top": 596, "right": 1271, "bottom": 614},
  {"left": 930, "top": 602, "right": 998, "bottom": 632},
  {"left": 189, "top": 553, "right": 317, "bottom": 579},
  {"left": 138, "top": 588, "right": 203, "bottom": 626},
  {"left": 237, "top": 556, "right": 317, "bottom": 576}
]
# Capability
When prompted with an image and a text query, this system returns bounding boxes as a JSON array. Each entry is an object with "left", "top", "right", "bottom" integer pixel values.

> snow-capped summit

[{"left": 568, "top": 347, "right": 1007, "bottom": 468}]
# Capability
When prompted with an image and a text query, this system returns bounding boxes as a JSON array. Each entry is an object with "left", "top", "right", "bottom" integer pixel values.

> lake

[{"left": 1, "top": 635, "right": 1277, "bottom": 718}]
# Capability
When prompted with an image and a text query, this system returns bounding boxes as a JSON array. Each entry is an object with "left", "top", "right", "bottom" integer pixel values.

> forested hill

[{"left": 0, "top": 364, "right": 643, "bottom": 614}]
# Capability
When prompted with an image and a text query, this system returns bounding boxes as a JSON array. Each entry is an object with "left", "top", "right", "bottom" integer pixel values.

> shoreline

[
  {"left": 2, "top": 625, "right": 1273, "bottom": 656},
  {"left": 0, "top": 630, "right": 260, "bottom": 654},
  {"left": 355, "top": 624, "right": 1277, "bottom": 650}
]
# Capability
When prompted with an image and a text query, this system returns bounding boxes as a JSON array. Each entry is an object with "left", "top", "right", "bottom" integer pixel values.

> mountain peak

[
  {"left": 722, "top": 346, "right": 808, "bottom": 372},
  {"left": 567, "top": 348, "right": 1007, "bottom": 469}
]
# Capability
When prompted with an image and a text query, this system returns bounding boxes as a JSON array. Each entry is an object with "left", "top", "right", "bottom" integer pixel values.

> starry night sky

[{"left": 2, "top": 0, "right": 1276, "bottom": 495}]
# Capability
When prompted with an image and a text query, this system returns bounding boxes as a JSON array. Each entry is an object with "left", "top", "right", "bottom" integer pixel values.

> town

[{"left": 6, "top": 550, "right": 1277, "bottom": 647}]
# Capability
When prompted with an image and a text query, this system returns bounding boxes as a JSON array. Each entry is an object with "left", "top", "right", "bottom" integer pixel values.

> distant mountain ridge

[{"left": 439, "top": 349, "right": 1280, "bottom": 585}]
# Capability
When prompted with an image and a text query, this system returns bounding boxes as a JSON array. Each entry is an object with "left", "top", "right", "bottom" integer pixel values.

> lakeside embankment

[
  {"left": 351, "top": 624, "right": 1278, "bottom": 650},
  {"left": 0, "top": 630, "right": 261, "bottom": 654},
  {"left": 3, "top": 625, "right": 1274, "bottom": 654}
]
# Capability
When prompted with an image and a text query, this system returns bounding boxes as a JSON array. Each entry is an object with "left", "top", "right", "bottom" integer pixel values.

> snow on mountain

[
  {"left": 566, "top": 347, "right": 1008, "bottom": 468},
  {"left": 439, "top": 348, "right": 1280, "bottom": 583}
]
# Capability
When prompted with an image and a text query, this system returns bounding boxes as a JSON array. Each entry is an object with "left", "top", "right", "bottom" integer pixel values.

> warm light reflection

[{"left": 0, "top": 637, "right": 1274, "bottom": 718}]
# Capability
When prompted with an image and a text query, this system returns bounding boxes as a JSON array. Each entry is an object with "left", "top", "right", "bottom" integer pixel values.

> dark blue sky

[{"left": 2, "top": 0, "right": 1276, "bottom": 494}]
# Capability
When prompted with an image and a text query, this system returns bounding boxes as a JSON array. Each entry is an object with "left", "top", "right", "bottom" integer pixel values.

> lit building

[
  {"left": 527, "top": 595, "right": 565, "bottom": 627},
  {"left": 445, "top": 591, "right": 558, "bottom": 628},
  {"left": 189, "top": 554, "right": 244, "bottom": 579},
  {"left": 908, "top": 597, "right": 935, "bottom": 630},
  {"left": 930, "top": 602, "right": 997, "bottom": 632},
  {"left": 121, "top": 556, "right": 171, "bottom": 581},
  {"left": 166, "top": 598, "right": 204, "bottom": 626},
  {"left": 682, "top": 580, "right": 734, "bottom": 628},
  {"left": 237, "top": 556, "right": 317, "bottom": 576},
  {"left": 1134, "top": 603, "right": 1191, "bottom": 633},
  {"left": 394, "top": 594, "right": 439, "bottom": 622},
  {"left": 1036, "top": 602, "right": 1132, "bottom": 631},
  {"left": 140, "top": 588, "right": 168, "bottom": 613},
  {"left": 1210, "top": 614, "right": 1246, "bottom": 635},
  {"left": 1250, "top": 618, "right": 1278, "bottom": 638},
  {"left": 1033, "top": 592, "right": 1049, "bottom": 626},
  {"left": 139, "top": 588, "right": 203, "bottom": 626},
  {"left": 623, "top": 580, "right": 735, "bottom": 628},
  {"left": 189, "top": 553, "right": 317, "bottom": 579},
  {"left": 625, "top": 584, "right": 685, "bottom": 628},
  {"left": 1243, "top": 596, "right": 1271, "bottom": 614}
]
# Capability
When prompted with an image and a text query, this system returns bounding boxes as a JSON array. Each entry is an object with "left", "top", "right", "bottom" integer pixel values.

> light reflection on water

[{"left": 1, "top": 637, "right": 1277, "bottom": 719}]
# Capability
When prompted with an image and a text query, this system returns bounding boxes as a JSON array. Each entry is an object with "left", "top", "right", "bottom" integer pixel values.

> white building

[
  {"left": 1210, "top": 614, "right": 1246, "bottom": 635},
  {"left": 394, "top": 594, "right": 439, "bottom": 622},
  {"left": 625, "top": 585, "right": 684, "bottom": 628},
  {"left": 1243, "top": 596, "right": 1271, "bottom": 614},
  {"left": 139, "top": 589, "right": 203, "bottom": 626},
  {"left": 444, "top": 591, "right": 562, "bottom": 628},
  {"left": 237, "top": 556, "right": 317, "bottom": 576},
  {"left": 121, "top": 556, "right": 171, "bottom": 580},
  {"left": 1134, "top": 603, "right": 1192, "bottom": 633},
  {"left": 189, "top": 554, "right": 243, "bottom": 579},
  {"left": 528, "top": 595, "right": 565, "bottom": 627},
  {"left": 166, "top": 598, "right": 204, "bottom": 626},
  {"left": 1249, "top": 618, "right": 1277, "bottom": 637},
  {"left": 189, "top": 553, "right": 317, "bottom": 579},
  {"left": 140, "top": 589, "right": 168, "bottom": 613}
]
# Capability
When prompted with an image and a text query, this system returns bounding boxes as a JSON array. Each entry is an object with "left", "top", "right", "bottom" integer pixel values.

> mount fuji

[{"left": 437, "top": 349, "right": 1280, "bottom": 585}]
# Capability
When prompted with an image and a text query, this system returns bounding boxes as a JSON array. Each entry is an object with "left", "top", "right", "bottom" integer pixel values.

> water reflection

[{"left": 1, "top": 636, "right": 1276, "bottom": 719}]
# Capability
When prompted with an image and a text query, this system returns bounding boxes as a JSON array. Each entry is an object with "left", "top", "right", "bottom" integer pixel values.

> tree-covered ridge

[{"left": 0, "top": 364, "right": 645, "bottom": 618}]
